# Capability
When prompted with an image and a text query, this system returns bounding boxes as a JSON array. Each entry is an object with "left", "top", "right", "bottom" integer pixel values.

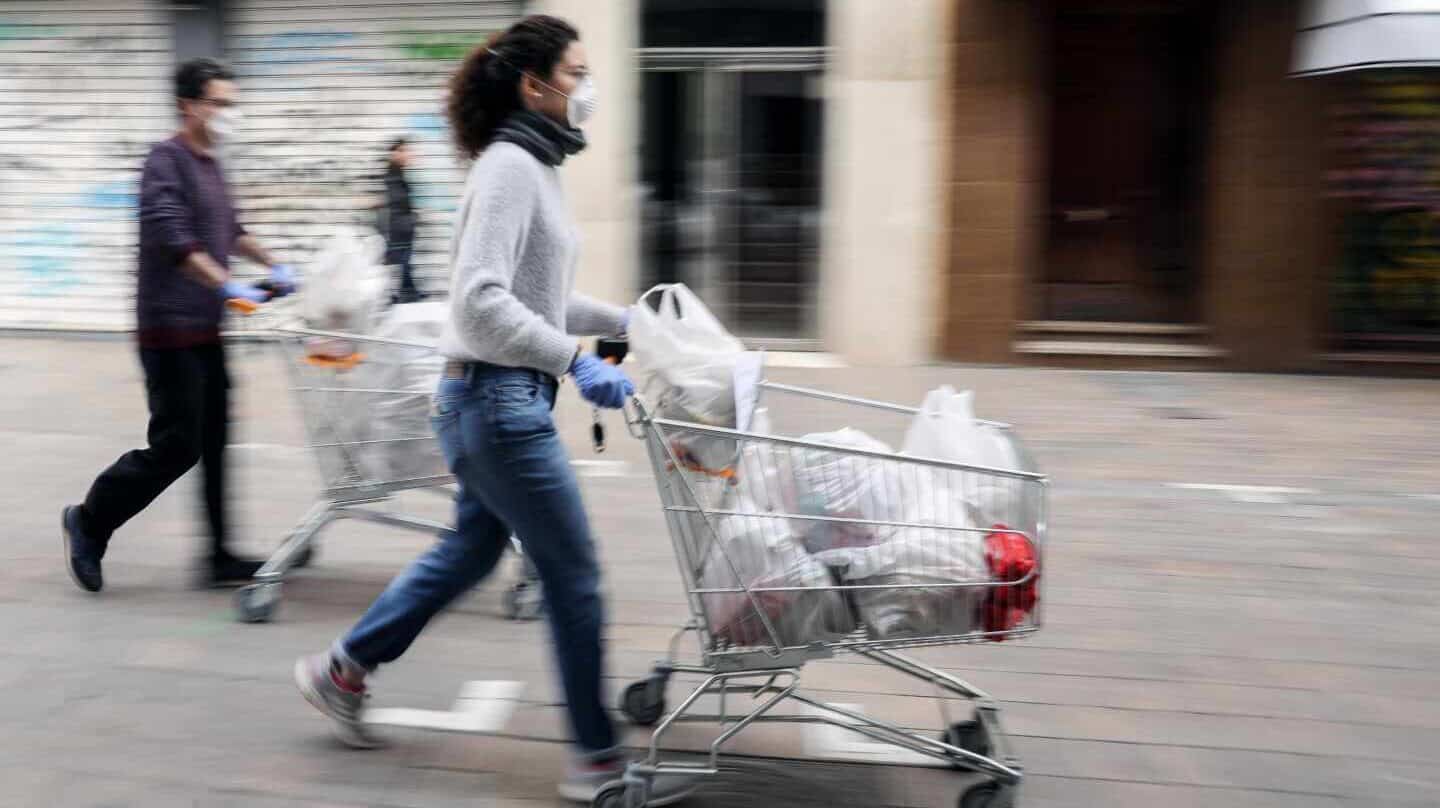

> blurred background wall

[{"left": 2, "top": 0, "right": 1438, "bottom": 373}]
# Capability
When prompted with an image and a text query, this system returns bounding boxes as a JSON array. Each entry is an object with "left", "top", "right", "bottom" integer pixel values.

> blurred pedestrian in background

[
  {"left": 380, "top": 137, "right": 422, "bottom": 304},
  {"left": 60, "top": 58, "right": 294, "bottom": 593},
  {"left": 293, "top": 15, "right": 693, "bottom": 805}
]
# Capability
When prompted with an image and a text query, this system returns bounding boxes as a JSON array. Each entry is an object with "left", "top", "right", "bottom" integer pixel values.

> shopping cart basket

[
  {"left": 225, "top": 301, "right": 583, "bottom": 624},
  {"left": 225, "top": 300, "right": 458, "bottom": 622},
  {"left": 602, "top": 381, "right": 1047, "bottom": 808}
]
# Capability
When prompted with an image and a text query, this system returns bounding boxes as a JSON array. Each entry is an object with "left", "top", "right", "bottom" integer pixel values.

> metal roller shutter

[
  {"left": 0, "top": 0, "right": 173, "bottom": 330},
  {"left": 224, "top": 0, "right": 525, "bottom": 297}
]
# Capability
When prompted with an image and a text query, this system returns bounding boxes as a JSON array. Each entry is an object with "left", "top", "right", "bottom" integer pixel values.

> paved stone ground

[{"left": 2, "top": 335, "right": 1438, "bottom": 807}]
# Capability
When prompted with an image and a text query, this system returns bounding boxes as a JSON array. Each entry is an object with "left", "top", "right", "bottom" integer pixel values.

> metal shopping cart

[
  {"left": 602, "top": 381, "right": 1048, "bottom": 808},
  {"left": 225, "top": 302, "right": 540, "bottom": 623}
]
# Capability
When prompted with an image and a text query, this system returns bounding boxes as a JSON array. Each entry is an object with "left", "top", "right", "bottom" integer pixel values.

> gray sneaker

[
  {"left": 559, "top": 757, "right": 699, "bottom": 806},
  {"left": 293, "top": 653, "right": 385, "bottom": 749}
]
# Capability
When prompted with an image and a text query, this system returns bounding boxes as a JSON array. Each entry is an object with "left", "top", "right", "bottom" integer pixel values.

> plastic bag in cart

[
  {"left": 816, "top": 525, "right": 991, "bottom": 640},
  {"left": 729, "top": 427, "right": 914, "bottom": 554},
  {"left": 348, "top": 302, "right": 449, "bottom": 483},
  {"left": 695, "top": 495, "right": 854, "bottom": 648},
  {"left": 902, "top": 386, "right": 1022, "bottom": 527},
  {"left": 301, "top": 226, "right": 391, "bottom": 359},
  {"left": 789, "top": 429, "right": 909, "bottom": 553},
  {"left": 629, "top": 284, "right": 762, "bottom": 474},
  {"left": 979, "top": 525, "right": 1038, "bottom": 639},
  {"left": 903, "top": 386, "right": 1018, "bottom": 470}
]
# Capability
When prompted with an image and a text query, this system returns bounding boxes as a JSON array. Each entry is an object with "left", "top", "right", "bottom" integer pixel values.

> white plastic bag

[
  {"left": 902, "top": 386, "right": 1021, "bottom": 527},
  {"left": 302, "top": 226, "right": 391, "bottom": 353},
  {"left": 350, "top": 302, "right": 449, "bottom": 483},
  {"left": 732, "top": 428, "right": 910, "bottom": 553},
  {"left": 817, "top": 527, "right": 990, "bottom": 640},
  {"left": 902, "top": 386, "right": 1018, "bottom": 471},
  {"left": 695, "top": 496, "right": 853, "bottom": 648},
  {"left": 789, "top": 429, "right": 907, "bottom": 553},
  {"left": 629, "top": 284, "right": 761, "bottom": 472}
]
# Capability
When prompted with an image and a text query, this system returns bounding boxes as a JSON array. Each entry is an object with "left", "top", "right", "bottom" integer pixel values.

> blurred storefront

[
  {"left": 942, "top": 0, "right": 1440, "bottom": 373},
  {"left": 636, "top": 1, "right": 827, "bottom": 348},
  {"left": 0, "top": 0, "right": 174, "bottom": 330},
  {"left": 220, "top": 0, "right": 526, "bottom": 298},
  {"left": 4, "top": 0, "right": 1439, "bottom": 373}
]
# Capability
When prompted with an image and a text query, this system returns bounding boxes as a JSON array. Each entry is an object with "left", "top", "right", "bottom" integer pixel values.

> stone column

[
  {"left": 819, "top": 0, "right": 957, "bottom": 364},
  {"left": 532, "top": 0, "right": 642, "bottom": 311}
]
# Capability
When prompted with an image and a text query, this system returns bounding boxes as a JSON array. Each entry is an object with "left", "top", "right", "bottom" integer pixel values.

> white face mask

[
  {"left": 565, "top": 76, "right": 598, "bottom": 129},
  {"left": 206, "top": 107, "right": 242, "bottom": 144},
  {"left": 531, "top": 73, "right": 598, "bottom": 129}
]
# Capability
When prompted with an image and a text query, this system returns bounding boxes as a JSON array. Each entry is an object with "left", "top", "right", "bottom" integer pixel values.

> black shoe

[
  {"left": 207, "top": 554, "right": 265, "bottom": 587},
  {"left": 61, "top": 506, "right": 103, "bottom": 593}
]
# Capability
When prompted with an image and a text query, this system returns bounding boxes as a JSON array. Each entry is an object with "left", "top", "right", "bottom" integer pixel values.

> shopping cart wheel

[
  {"left": 619, "top": 675, "right": 667, "bottom": 727},
  {"left": 958, "top": 780, "right": 1015, "bottom": 808},
  {"left": 941, "top": 718, "right": 992, "bottom": 760},
  {"left": 235, "top": 582, "right": 280, "bottom": 623},
  {"left": 594, "top": 775, "right": 651, "bottom": 808},
  {"left": 590, "top": 782, "right": 623, "bottom": 808},
  {"left": 502, "top": 581, "right": 544, "bottom": 621}
]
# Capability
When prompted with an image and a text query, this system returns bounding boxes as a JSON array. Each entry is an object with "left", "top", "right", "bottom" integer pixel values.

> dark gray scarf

[{"left": 491, "top": 110, "right": 586, "bottom": 166}]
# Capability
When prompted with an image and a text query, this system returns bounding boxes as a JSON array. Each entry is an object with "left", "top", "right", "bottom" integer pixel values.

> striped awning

[{"left": 1293, "top": 0, "right": 1440, "bottom": 76}]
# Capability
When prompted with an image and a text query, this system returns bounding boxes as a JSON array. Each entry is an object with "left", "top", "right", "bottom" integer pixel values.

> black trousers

[
  {"left": 82, "top": 343, "right": 232, "bottom": 558},
  {"left": 387, "top": 240, "right": 420, "bottom": 303}
]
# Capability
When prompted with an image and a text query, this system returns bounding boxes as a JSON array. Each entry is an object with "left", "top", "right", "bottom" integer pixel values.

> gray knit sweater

[{"left": 437, "top": 142, "right": 627, "bottom": 377}]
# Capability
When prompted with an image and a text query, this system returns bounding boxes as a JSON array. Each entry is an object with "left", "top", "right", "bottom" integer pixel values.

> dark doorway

[
  {"left": 639, "top": 1, "right": 826, "bottom": 345},
  {"left": 1042, "top": 2, "right": 1214, "bottom": 322}
]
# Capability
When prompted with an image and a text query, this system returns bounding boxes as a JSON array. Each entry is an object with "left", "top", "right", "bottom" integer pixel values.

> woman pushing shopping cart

[
  {"left": 291, "top": 15, "right": 699, "bottom": 806},
  {"left": 287, "top": 13, "right": 1046, "bottom": 808}
]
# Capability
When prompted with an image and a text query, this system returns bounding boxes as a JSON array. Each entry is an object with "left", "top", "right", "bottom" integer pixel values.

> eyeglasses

[{"left": 195, "top": 97, "right": 236, "bottom": 109}]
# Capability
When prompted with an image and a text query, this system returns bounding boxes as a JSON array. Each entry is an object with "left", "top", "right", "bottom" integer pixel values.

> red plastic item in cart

[{"left": 980, "top": 524, "right": 1038, "bottom": 639}]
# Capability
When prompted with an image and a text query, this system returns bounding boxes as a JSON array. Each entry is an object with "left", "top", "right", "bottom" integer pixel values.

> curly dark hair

[{"left": 447, "top": 15, "right": 580, "bottom": 160}]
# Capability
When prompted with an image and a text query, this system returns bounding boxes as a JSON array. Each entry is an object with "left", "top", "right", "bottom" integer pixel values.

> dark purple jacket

[{"left": 136, "top": 136, "right": 244, "bottom": 348}]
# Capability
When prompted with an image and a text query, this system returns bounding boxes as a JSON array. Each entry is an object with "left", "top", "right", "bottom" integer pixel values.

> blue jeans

[{"left": 336, "top": 363, "right": 617, "bottom": 759}]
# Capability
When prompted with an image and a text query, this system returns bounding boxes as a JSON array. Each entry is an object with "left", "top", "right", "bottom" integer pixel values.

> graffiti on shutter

[
  {"left": 225, "top": 2, "right": 524, "bottom": 296},
  {"left": 0, "top": 1, "right": 171, "bottom": 329}
]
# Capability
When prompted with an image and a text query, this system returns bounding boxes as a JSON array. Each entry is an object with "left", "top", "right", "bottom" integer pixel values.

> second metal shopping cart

[
  {"left": 602, "top": 381, "right": 1048, "bottom": 808},
  {"left": 230, "top": 314, "right": 457, "bottom": 623},
  {"left": 227, "top": 306, "right": 539, "bottom": 624}
]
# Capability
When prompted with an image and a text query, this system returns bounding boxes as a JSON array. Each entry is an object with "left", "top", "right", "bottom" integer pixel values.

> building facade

[{"left": 2, "top": 1, "right": 1436, "bottom": 372}]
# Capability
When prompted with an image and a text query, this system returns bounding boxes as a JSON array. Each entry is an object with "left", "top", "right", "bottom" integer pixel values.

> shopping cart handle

[
  {"left": 596, "top": 337, "right": 628, "bottom": 365},
  {"left": 590, "top": 341, "right": 629, "bottom": 452}
]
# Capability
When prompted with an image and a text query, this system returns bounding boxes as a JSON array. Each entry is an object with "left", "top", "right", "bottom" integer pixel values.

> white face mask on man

[{"left": 206, "top": 107, "right": 242, "bottom": 145}]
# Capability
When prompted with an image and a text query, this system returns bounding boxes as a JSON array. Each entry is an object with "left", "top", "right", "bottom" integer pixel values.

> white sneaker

[{"left": 293, "top": 653, "right": 386, "bottom": 749}]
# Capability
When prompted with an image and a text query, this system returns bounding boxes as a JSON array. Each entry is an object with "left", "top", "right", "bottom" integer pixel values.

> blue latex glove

[
  {"left": 268, "top": 263, "right": 297, "bottom": 296},
  {"left": 220, "top": 280, "right": 268, "bottom": 304},
  {"left": 570, "top": 353, "right": 634, "bottom": 410}
]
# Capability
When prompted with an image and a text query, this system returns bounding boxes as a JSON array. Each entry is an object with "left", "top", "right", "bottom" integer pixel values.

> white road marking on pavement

[
  {"left": 230, "top": 443, "right": 303, "bottom": 452},
  {"left": 1164, "top": 483, "right": 1317, "bottom": 504},
  {"left": 764, "top": 352, "right": 847, "bottom": 369},
  {"left": 802, "top": 703, "right": 947, "bottom": 767},
  {"left": 570, "top": 459, "right": 632, "bottom": 477},
  {"left": 366, "top": 680, "right": 524, "bottom": 733}
]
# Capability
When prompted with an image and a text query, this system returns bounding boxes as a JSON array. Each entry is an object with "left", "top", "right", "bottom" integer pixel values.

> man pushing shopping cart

[{"left": 61, "top": 58, "right": 297, "bottom": 593}]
